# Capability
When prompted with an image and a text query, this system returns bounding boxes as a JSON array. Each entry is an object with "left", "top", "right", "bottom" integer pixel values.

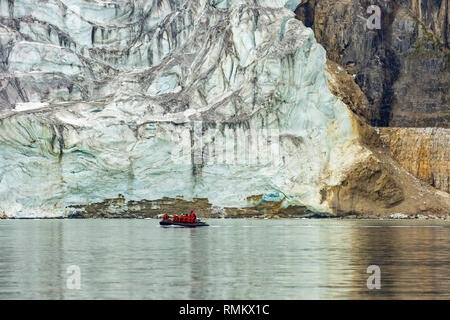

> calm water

[{"left": 0, "top": 219, "right": 449, "bottom": 299}]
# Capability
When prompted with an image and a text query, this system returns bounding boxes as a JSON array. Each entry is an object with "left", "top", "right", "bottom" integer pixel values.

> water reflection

[
  {"left": 0, "top": 219, "right": 449, "bottom": 299},
  {"left": 347, "top": 223, "right": 450, "bottom": 299}
]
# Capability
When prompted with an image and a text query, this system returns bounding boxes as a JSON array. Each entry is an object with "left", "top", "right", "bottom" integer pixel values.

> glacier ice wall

[{"left": 0, "top": 0, "right": 368, "bottom": 217}]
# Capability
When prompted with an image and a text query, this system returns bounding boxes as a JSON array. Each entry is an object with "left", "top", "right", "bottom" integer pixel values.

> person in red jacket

[{"left": 190, "top": 210, "right": 197, "bottom": 223}]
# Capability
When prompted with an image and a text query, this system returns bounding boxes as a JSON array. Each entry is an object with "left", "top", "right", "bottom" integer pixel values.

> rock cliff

[
  {"left": 295, "top": 0, "right": 449, "bottom": 127},
  {"left": 294, "top": 0, "right": 449, "bottom": 213},
  {"left": 380, "top": 127, "right": 449, "bottom": 193}
]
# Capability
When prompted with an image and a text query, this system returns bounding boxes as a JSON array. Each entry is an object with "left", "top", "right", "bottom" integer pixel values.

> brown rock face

[
  {"left": 380, "top": 127, "right": 450, "bottom": 193},
  {"left": 389, "top": 8, "right": 449, "bottom": 127},
  {"left": 325, "top": 56, "right": 449, "bottom": 216},
  {"left": 326, "top": 60, "right": 374, "bottom": 121},
  {"left": 295, "top": 0, "right": 449, "bottom": 127},
  {"left": 324, "top": 155, "right": 404, "bottom": 216},
  {"left": 407, "top": 0, "right": 449, "bottom": 48},
  {"left": 321, "top": 116, "right": 450, "bottom": 217}
]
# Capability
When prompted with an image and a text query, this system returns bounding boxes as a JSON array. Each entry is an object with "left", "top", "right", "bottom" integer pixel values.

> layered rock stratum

[
  {"left": 380, "top": 127, "right": 449, "bottom": 193},
  {"left": 0, "top": 0, "right": 448, "bottom": 218}
]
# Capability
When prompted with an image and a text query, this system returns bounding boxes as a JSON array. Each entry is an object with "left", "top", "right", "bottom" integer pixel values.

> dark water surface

[{"left": 0, "top": 219, "right": 449, "bottom": 299}]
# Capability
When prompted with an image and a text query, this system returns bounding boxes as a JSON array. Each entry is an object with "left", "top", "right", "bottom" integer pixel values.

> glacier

[{"left": 0, "top": 0, "right": 431, "bottom": 218}]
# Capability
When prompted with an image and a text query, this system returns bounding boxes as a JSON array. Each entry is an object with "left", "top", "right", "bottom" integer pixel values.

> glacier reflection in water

[{"left": 0, "top": 219, "right": 449, "bottom": 299}]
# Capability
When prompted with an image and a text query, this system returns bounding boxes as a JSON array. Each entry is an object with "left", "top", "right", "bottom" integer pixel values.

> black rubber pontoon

[{"left": 160, "top": 220, "right": 209, "bottom": 227}]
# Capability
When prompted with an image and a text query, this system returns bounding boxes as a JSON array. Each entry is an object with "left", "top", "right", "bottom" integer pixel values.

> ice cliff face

[{"left": 0, "top": 0, "right": 448, "bottom": 217}]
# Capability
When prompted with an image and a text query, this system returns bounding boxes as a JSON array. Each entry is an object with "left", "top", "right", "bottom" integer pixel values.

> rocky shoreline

[
  {"left": 1, "top": 210, "right": 449, "bottom": 221},
  {"left": 1, "top": 193, "right": 449, "bottom": 220}
]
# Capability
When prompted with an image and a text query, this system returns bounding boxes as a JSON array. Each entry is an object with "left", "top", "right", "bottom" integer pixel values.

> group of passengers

[{"left": 162, "top": 210, "right": 197, "bottom": 223}]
